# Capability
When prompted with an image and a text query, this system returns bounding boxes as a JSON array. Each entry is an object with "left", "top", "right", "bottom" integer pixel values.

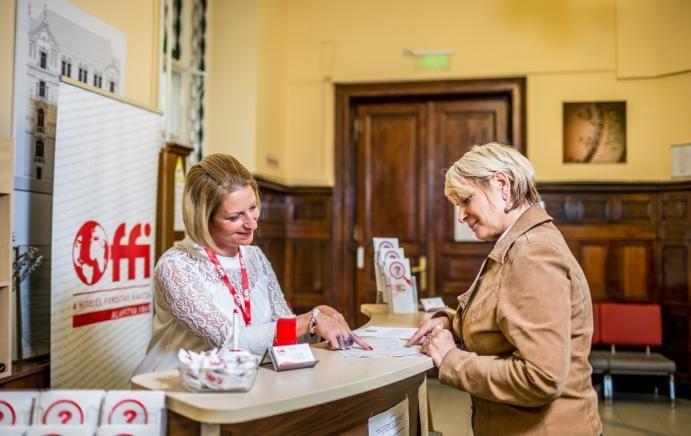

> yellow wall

[
  {"left": 255, "top": 0, "right": 286, "bottom": 182},
  {"left": 206, "top": 0, "right": 287, "bottom": 180},
  {"left": 0, "top": 0, "right": 16, "bottom": 139},
  {"left": 69, "top": 0, "right": 160, "bottom": 109},
  {"left": 205, "top": 0, "right": 691, "bottom": 185},
  {"left": 618, "top": 0, "right": 691, "bottom": 78},
  {"left": 206, "top": 0, "right": 258, "bottom": 169},
  {"left": 659, "top": 73, "right": 691, "bottom": 166}
]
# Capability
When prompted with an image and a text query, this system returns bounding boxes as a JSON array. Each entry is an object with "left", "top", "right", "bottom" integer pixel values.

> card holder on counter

[{"left": 261, "top": 343, "right": 319, "bottom": 371}]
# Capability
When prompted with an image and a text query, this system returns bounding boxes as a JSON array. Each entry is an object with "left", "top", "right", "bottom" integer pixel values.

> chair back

[{"left": 599, "top": 302, "right": 662, "bottom": 347}]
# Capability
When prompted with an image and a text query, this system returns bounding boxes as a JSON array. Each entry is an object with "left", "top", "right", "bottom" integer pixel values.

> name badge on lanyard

[{"left": 205, "top": 247, "right": 252, "bottom": 325}]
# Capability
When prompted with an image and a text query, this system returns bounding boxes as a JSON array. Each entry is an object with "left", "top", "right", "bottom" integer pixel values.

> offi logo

[{"left": 72, "top": 220, "right": 152, "bottom": 285}]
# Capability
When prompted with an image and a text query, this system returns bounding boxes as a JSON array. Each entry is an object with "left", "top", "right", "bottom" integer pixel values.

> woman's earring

[{"left": 504, "top": 204, "right": 511, "bottom": 213}]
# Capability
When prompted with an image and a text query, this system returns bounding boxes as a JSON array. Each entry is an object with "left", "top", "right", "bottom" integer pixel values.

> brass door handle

[{"left": 411, "top": 256, "right": 427, "bottom": 291}]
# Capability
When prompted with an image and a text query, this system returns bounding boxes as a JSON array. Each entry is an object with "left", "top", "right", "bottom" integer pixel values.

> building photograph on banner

[
  {"left": 11, "top": 0, "right": 127, "bottom": 359},
  {"left": 50, "top": 80, "right": 161, "bottom": 389}
]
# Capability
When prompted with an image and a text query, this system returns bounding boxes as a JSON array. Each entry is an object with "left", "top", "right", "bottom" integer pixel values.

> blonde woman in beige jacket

[{"left": 407, "top": 143, "right": 601, "bottom": 435}]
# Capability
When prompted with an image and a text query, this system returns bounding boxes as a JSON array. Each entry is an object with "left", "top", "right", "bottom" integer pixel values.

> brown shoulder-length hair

[{"left": 182, "top": 153, "right": 260, "bottom": 251}]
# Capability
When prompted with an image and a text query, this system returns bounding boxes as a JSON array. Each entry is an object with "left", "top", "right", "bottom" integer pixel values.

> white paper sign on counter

[
  {"left": 373, "top": 237, "right": 400, "bottom": 303},
  {"left": 368, "top": 397, "right": 409, "bottom": 436},
  {"left": 384, "top": 258, "right": 417, "bottom": 314}
]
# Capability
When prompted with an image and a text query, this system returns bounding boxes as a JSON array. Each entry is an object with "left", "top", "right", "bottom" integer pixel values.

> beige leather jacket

[{"left": 439, "top": 206, "right": 602, "bottom": 435}]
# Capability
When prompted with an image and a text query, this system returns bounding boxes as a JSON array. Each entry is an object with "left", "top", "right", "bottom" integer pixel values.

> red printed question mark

[
  {"left": 124, "top": 409, "right": 137, "bottom": 423},
  {"left": 58, "top": 410, "right": 73, "bottom": 424},
  {"left": 107, "top": 399, "right": 148, "bottom": 425},
  {"left": 0, "top": 400, "right": 17, "bottom": 425},
  {"left": 394, "top": 265, "right": 401, "bottom": 275}
]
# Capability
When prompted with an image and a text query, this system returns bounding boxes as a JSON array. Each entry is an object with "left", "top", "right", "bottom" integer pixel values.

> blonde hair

[
  {"left": 183, "top": 153, "right": 260, "bottom": 251},
  {"left": 444, "top": 142, "right": 539, "bottom": 210}
]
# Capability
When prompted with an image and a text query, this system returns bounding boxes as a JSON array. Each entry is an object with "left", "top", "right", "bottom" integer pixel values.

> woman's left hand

[
  {"left": 311, "top": 305, "right": 371, "bottom": 351},
  {"left": 420, "top": 328, "right": 456, "bottom": 367},
  {"left": 315, "top": 314, "right": 371, "bottom": 351}
]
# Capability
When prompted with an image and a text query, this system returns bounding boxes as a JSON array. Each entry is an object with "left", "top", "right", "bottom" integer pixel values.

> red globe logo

[{"left": 72, "top": 221, "right": 110, "bottom": 285}]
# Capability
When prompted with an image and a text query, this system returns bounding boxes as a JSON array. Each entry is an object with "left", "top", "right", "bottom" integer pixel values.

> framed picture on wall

[{"left": 563, "top": 101, "right": 626, "bottom": 164}]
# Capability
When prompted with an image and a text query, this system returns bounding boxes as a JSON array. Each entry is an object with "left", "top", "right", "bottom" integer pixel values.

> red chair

[{"left": 598, "top": 303, "right": 676, "bottom": 407}]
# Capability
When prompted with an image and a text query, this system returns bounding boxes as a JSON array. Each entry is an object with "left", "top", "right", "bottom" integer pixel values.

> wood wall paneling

[
  {"left": 615, "top": 242, "right": 653, "bottom": 300},
  {"left": 660, "top": 193, "right": 691, "bottom": 241},
  {"left": 662, "top": 304, "right": 691, "bottom": 376},
  {"left": 579, "top": 242, "right": 609, "bottom": 301},
  {"left": 255, "top": 238, "right": 286, "bottom": 289},
  {"left": 256, "top": 179, "right": 332, "bottom": 316},
  {"left": 661, "top": 245, "right": 688, "bottom": 303}
]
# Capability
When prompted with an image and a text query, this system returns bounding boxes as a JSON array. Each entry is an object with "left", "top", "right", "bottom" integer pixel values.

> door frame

[{"left": 332, "top": 78, "right": 527, "bottom": 323}]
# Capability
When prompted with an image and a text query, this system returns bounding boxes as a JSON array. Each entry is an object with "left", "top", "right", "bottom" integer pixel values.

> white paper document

[
  {"left": 340, "top": 337, "right": 421, "bottom": 358},
  {"left": 368, "top": 397, "right": 409, "bottom": 436},
  {"left": 354, "top": 326, "right": 419, "bottom": 340}
]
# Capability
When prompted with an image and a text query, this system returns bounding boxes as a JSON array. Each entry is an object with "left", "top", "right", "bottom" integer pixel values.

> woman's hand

[
  {"left": 420, "top": 328, "right": 456, "bottom": 367},
  {"left": 298, "top": 305, "right": 371, "bottom": 351},
  {"left": 315, "top": 305, "right": 342, "bottom": 320},
  {"left": 314, "top": 310, "right": 371, "bottom": 351},
  {"left": 405, "top": 316, "right": 449, "bottom": 347}
]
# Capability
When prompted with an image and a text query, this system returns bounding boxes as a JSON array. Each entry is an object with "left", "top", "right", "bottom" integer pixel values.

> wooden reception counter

[{"left": 131, "top": 305, "right": 435, "bottom": 435}]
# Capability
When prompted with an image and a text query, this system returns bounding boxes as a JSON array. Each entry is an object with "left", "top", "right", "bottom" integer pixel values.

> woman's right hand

[{"left": 405, "top": 316, "right": 450, "bottom": 347}]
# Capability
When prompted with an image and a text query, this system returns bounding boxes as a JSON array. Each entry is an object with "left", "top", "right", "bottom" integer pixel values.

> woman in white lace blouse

[{"left": 134, "top": 154, "right": 369, "bottom": 374}]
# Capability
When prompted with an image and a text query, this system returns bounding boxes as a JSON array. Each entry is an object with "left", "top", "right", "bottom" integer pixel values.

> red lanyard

[{"left": 204, "top": 247, "right": 252, "bottom": 326}]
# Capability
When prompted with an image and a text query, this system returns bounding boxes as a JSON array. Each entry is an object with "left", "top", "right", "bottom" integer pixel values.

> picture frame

[
  {"left": 671, "top": 143, "right": 691, "bottom": 180},
  {"left": 563, "top": 101, "right": 627, "bottom": 164}
]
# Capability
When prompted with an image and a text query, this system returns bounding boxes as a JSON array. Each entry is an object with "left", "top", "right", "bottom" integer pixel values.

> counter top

[{"left": 131, "top": 304, "right": 435, "bottom": 424}]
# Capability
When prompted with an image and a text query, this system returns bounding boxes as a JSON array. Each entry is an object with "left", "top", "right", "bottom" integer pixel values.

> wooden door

[
  {"left": 353, "top": 102, "right": 428, "bottom": 321},
  {"left": 429, "top": 99, "right": 512, "bottom": 304},
  {"left": 334, "top": 79, "right": 525, "bottom": 325}
]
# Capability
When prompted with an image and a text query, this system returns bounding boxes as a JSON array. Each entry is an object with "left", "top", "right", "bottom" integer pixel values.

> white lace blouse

[{"left": 133, "top": 238, "right": 293, "bottom": 375}]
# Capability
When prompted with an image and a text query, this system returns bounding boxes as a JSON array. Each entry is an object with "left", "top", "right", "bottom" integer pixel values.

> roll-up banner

[{"left": 51, "top": 80, "right": 162, "bottom": 388}]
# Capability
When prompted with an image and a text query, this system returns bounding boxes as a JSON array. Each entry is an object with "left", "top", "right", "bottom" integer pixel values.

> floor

[{"left": 427, "top": 379, "right": 691, "bottom": 436}]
